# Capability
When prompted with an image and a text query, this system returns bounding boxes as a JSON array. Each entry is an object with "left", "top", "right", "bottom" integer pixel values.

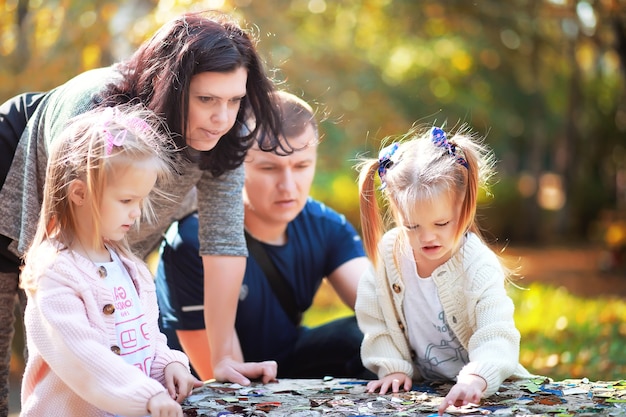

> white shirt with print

[
  {"left": 401, "top": 255, "right": 469, "bottom": 381},
  {"left": 97, "top": 249, "right": 151, "bottom": 417}
]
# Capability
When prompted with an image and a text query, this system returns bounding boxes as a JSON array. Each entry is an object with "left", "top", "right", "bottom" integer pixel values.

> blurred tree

[
  {"left": 231, "top": 0, "right": 626, "bottom": 244},
  {"left": 0, "top": 0, "right": 155, "bottom": 93},
  {"left": 1, "top": 0, "right": 624, "bottom": 245}
]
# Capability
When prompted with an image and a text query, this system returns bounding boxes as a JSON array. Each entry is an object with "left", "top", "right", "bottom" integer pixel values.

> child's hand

[
  {"left": 366, "top": 372, "right": 412, "bottom": 395},
  {"left": 438, "top": 374, "right": 487, "bottom": 415},
  {"left": 164, "top": 362, "right": 203, "bottom": 403},
  {"left": 147, "top": 391, "right": 182, "bottom": 417}
]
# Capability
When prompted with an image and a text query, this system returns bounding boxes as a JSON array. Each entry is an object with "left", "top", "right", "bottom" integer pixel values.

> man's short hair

[{"left": 274, "top": 91, "right": 318, "bottom": 140}]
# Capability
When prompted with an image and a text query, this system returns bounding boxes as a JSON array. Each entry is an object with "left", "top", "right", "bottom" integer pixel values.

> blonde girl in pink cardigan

[
  {"left": 20, "top": 104, "right": 201, "bottom": 417},
  {"left": 355, "top": 125, "right": 532, "bottom": 415}
]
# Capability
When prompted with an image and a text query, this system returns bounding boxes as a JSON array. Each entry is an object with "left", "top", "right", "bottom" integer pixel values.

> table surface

[{"left": 182, "top": 377, "right": 626, "bottom": 416}]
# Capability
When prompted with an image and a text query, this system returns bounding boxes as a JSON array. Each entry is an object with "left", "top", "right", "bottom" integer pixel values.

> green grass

[
  {"left": 302, "top": 280, "right": 355, "bottom": 326},
  {"left": 304, "top": 280, "right": 626, "bottom": 382},
  {"left": 510, "top": 282, "right": 626, "bottom": 381}
]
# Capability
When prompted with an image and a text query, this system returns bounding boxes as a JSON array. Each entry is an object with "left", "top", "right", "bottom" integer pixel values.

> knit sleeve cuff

[
  {"left": 365, "top": 357, "right": 414, "bottom": 380},
  {"left": 151, "top": 349, "right": 191, "bottom": 385},
  {"left": 458, "top": 362, "right": 506, "bottom": 397}
]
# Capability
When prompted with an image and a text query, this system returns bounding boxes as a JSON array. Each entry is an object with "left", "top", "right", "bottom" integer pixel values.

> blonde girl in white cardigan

[
  {"left": 20, "top": 104, "right": 201, "bottom": 417},
  {"left": 355, "top": 125, "right": 532, "bottom": 415}
]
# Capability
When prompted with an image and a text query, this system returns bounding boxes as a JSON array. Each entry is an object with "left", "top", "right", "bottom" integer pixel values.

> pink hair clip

[
  {"left": 101, "top": 107, "right": 150, "bottom": 155},
  {"left": 127, "top": 117, "right": 150, "bottom": 133},
  {"left": 101, "top": 107, "right": 125, "bottom": 155},
  {"left": 105, "top": 130, "right": 127, "bottom": 155}
]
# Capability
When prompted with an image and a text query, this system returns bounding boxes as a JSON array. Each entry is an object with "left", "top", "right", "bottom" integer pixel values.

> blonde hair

[
  {"left": 357, "top": 124, "right": 495, "bottom": 267},
  {"left": 23, "top": 104, "right": 177, "bottom": 281}
]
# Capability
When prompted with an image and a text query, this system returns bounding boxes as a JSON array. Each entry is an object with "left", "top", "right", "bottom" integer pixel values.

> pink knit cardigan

[{"left": 20, "top": 241, "right": 190, "bottom": 417}]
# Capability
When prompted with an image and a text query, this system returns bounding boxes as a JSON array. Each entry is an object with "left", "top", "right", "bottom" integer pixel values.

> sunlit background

[{"left": 2, "top": 0, "right": 626, "bottom": 383}]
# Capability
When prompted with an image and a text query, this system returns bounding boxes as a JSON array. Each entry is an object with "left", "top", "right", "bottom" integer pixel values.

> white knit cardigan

[{"left": 355, "top": 229, "right": 533, "bottom": 397}]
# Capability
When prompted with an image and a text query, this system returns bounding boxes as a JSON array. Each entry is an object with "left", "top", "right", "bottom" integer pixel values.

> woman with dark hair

[
  {"left": 0, "top": 11, "right": 284, "bottom": 414},
  {"left": 102, "top": 13, "right": 286, "bottom": 175}
]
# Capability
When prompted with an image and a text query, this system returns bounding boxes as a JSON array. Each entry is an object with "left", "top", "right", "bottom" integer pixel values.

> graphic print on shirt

[
  {"left": 114, "top": 281, "right": 152, "bottom": 375},
  {"left": 416, "top": 310, "right": 469, "bottom": 381},
  {"left": 401, "top": 255, "right": 469, "bottom": 382},
  {"left": 115, "top": 285, "right": 133, "bottom": 317},
  {"left": 104, "top": 253, "right": 153, "bottom": 377}
]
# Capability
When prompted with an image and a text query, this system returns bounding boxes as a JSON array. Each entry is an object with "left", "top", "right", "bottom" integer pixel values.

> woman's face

[{"left": 185, "top": 67, "right": 248, "bottom": 151}]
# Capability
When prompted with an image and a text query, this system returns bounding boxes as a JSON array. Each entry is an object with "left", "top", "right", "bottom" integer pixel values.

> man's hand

[{"left": 213, "top": 357, "right": 278, "bottom": 386}]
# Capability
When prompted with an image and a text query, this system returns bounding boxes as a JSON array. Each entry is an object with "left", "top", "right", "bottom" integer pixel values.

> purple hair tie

[
  {"left": 377, "top": 142, "right": 399, "bottom": 190},
  {"left": 430, "top": 126, "right": 468, "bottom": 168}
]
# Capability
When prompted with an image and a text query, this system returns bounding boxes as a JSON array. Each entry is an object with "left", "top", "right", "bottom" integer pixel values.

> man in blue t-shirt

[{"left": 156, "top": 91, "right": 372, "bottom": 381}]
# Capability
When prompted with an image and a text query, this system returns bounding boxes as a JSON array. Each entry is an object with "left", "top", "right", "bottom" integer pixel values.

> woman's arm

[{"left": 202, "top": 255, "right": 277, "bottom": 385}]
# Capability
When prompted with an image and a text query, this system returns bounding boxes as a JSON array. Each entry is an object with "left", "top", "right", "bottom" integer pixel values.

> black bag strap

[
  {"left": 244, "top": 231, "right": 302, "bottom": 325},
  {"left": 0, "top": 92, "right": 46, "bottom": 189}
]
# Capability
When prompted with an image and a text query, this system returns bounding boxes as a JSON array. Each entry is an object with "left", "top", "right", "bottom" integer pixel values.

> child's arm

[
  {"left": 135, "top": 260, "right": 201, "bottom": 397},
  {"left": 365, "top": 372, "right": 412, "bottom": 395},
  {"left": 146, "top": 392, "right": 183, "bottom": 417},
  {"left": 355, "top": 263, "right": 414, "bottom": 382},
  {"left": 457, "top": 261, "right": 523, "bottom": 396}
]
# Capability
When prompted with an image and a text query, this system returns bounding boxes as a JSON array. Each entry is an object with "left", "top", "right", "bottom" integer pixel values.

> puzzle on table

[{"left": 182, "top": 377, "right": 626, "bottom": 416}]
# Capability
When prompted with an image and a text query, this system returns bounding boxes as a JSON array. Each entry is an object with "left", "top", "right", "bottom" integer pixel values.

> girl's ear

[{"left": 68, "top": 179, "right": 87, "bottom": 206}]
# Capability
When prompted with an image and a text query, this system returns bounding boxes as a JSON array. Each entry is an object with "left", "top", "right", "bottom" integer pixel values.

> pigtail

[
  {"left": 358, "top": 159, "right": 385, "bottom": 266},
  {"left": 449, "top": 128, "right": 496, "bottom": 239},
  {"left": 456, "top": 140, "right": 479, "bottom": 237}
]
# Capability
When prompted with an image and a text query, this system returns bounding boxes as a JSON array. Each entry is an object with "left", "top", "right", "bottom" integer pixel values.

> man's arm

[
  {"left": 202, "top": 255, "right": 277, "bottom": 385},
  {"left": 326, "top": 256, "right": 371, "bottom": 309}
]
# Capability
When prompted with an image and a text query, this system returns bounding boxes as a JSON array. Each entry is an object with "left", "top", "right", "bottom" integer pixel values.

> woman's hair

[
  {"left": 24, "top": 104, "right": 177, "bottom": 270},
  {"left": 100, "top": 11, "right": 287, "bottom": 176},
  {"left": 357, "top": 124, "right": 495, "bottom": 266}
]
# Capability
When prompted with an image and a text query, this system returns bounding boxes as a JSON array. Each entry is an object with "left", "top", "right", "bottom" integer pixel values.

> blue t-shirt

[{"left": 155, "top": 197, "right": 365, "bottom": 364}]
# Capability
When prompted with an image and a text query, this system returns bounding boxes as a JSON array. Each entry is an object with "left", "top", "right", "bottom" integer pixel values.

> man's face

[{"left": 243, "top": 124, "right": 317, "bottom": 228}]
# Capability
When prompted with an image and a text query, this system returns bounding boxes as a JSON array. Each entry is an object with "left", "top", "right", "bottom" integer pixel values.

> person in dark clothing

[
  {"left": 0, "top": 11, "right": 286, "bottom": 414},
  {"left": 156, "top": 91, "right": 373, "bottom": 381}
]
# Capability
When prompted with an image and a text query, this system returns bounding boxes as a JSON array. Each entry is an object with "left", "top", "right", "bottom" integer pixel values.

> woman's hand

[
  {"left": 213, "top": 357, "right": 278, "bottom": 386},
  {"left": 163, "top": 362, "right": 203, "bottom": 403},
  {"left": 366, "top": 372, "right": 412, "bottom": 395},
  {"left": 438, "top": 374, "right": 487, "bottom": 415}
]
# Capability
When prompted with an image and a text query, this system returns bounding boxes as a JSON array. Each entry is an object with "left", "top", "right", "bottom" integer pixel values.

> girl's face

[
  {"left": 400, "top": 191, "right": 461, "bottom": 277},
  {"left": 99, "top": 161, "right": 158, "bottom": 242},
  {"left": 185, "top": 67, "right": 248, "bottom": 151}
]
